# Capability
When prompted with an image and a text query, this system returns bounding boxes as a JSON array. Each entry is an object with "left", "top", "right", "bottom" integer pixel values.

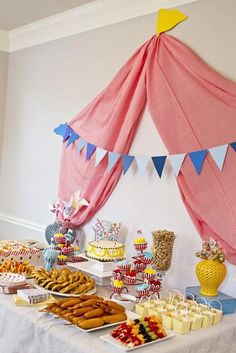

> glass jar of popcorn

[{"left": 152, "top": 230, "right": 175, "bottom": 271}]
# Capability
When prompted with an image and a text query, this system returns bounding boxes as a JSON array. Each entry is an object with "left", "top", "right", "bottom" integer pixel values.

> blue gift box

[{"left": 186, "top": 286, "right": 236, "bottom": 314}]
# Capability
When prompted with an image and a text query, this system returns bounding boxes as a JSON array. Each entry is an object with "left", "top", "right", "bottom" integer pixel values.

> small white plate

[
  {"left": 33, "top": 283, "right": 96, "bottom": 297},
  {"left": 100, "top": 332, "right": 175, "bottom": 351}
]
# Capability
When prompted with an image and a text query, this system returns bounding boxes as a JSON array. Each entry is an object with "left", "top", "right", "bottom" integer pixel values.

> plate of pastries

[
  {"left": 41, "top": 294, "right": 130, "bottom": 331},
  {"left": 32, "top": 268, "right": 96, "bottom": 297}
]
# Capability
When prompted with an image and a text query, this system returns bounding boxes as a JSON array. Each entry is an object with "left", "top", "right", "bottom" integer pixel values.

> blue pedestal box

[{"left": 186, "top": 286, "right": 236, "bottom": 314}]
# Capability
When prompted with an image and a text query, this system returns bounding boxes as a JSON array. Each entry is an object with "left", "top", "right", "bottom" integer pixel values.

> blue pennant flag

[
  {"left": 67, "top": 131, "right": 79, "bottom": 147},
  {"left": 53, "top": 123, "right": 68, "bottom": 137},
  {"left": 168, "top": 153, "right": 186, "bottom": 177},
  {"left": 209, "top": 144, "right": 228, "bottom": 171},
  {"left": 122, "top": 155, "right": 135, "bottom": 175},
  {"left": 230, "top": 142, "right": 236, "bottom": 152},
  {"left": 136, "top": 156, "right": 149, "bottom": 176},
  {"left": 188, "top": 150, "right": 207, "bottom": 175},
  {"left": 151, "top": 156, "right": 167, "bottom": 178},
  {"left": 77, "top": 138, "right": 87, "bottom": 153},
  {"left": 86, "top": 143, "right": 96, "bottom": 161},
  {"left": 63, "top": 125, "right": 73, "bottom": 142},
  {"left": 108, "top": 152, "right": 120, "bottom": 171},
  {"left": 95, "top": 148, "right": 107, "bottom": 166}
]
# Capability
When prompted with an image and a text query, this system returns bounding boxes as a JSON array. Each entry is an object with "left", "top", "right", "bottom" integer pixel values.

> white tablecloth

[{"left": 1, "top": 287, "right": 236, "bottom": 353}]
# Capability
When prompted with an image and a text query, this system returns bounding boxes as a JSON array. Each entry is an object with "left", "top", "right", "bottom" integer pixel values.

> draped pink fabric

[{"left": 59, "top": 33, "right": 236, "bottom": 263}]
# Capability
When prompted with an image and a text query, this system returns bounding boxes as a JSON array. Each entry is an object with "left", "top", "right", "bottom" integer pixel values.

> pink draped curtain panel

[{"left": 59, "top": 33, "right": 236, "bottom": 263}]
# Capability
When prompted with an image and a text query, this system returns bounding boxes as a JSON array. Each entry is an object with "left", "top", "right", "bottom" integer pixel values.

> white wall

[
  {"left": 1, "top": 0, "right": 236, "bottom": 295},
  {"left": 0, "top": 50, "right": 8, "bottom": 164}
]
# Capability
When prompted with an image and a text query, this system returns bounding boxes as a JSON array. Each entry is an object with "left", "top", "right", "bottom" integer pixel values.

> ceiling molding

[
  {"left": 0, "top": 29, "right": 9, "bottom": 52},
  {"left": 4, "top": 0, "right": 198, "bottom": 53}
]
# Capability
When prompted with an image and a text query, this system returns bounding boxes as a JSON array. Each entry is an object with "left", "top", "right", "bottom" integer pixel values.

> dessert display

[
  {"left": 135, "top": 294, "right": 223, "bottom": 334},
  {"left": 110, "top": 316, "right": 167, "bottom": 347},
  {"left": 152, "top": 230, "right": 175, "bottom": 271},
  {"left": 0, "top": 240, "right": 43, "bottom": 266},
  {"left": 0, "top": 260, "right": 35, "bottom": 276},
  {"left": 32, "top": 268, "right": 95, "bottom": 295},
  {"left": 41, "top": 294, "right": 127, "bottom": 330},
  {"left": 49, "top": 231, "right": 82, "bottom": 266},
  {"left": 86, "top": 240, "right": 125, "bottom": 262},
  {"left": 111, "top": 232, "right": 163, "bottom": 298},
  {"left": 45, "top": 193, "right": 90, "bottom": 267}
]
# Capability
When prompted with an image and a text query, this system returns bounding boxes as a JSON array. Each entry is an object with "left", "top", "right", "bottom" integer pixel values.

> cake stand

[{"left": 68, "top": 254, "right": 114, "bottom": 286}]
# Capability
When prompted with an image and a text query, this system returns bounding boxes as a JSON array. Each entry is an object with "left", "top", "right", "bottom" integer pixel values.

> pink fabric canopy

[{"left": 59, "top": 33, "right": 236, "bottom": 263}]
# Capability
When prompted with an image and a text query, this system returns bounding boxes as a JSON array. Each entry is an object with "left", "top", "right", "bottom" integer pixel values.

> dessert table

[{"left": 0, "top": 287, "right": 236, "bottom": 353}]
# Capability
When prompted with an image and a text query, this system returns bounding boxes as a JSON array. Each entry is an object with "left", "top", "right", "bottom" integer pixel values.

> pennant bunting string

[{"left": 54, "top": 123, "right": 236, "bottom": 178}]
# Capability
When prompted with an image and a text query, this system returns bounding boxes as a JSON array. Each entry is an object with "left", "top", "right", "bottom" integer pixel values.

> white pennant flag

[
  {"left": 95, "top": 147, "right": 107, "bottom": 166},
  {"left": 168, "top": 153, "right": 186, "bottom": 177},
  {"left": 135, "top": 156, "right": 150, "bottom": 176},
  {"left": 209, "top": 144, "right": 228, "bottom": 170}
]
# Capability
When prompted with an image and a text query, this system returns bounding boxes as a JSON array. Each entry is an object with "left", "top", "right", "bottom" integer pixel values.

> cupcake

[
  {"left": 149, "top": 279, "right": 161, "bottom": 293},
  {"left": 117, "top": 260, "right": 131, "bottom": 272},
  {"left": 133, "top": 237, "right": 147, "bottom": 252},
  {"left": 70, "top": 251, "right": 82, "bottom": 262},
  {"left": 136, "top": 283, "right": 150, "bottom": 298},
  {"left": 54, "top": 233, "right": 66, "bottom": 244},
  {"left": 142, "top": 251, "right": 153, "bottom": 265},
  {"left": 143, "top": 267, "right": 156, "bottom": 281},
  {"left": 134, "top": 259, "right": 146, "bottom": 272},
  {"left": 112, "top": 269, "right": 123, "bottom": 280},
  {"left": 57, "top": 254, "right": 67, "bottom": 265},
  {"left": 111, "top": 280, "right": 125, "bottom": 294},
  {"left": 61, "top": 245, "right": 73, "bottom": 255},
  {"left": 124, "top": 269, "right": 136, "bottom": 285},
  {"left": 54, "top": 243, "right": 64, "bottom": 251}
]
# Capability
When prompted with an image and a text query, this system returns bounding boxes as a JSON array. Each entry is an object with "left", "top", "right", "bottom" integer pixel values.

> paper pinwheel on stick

[{"left": 45, "top": 190, "right": 89, "bottom": 244}]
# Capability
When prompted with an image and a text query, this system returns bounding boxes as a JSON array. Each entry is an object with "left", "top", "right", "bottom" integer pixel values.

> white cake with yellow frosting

[{"left": 86, "top": 240, "right": 125, "bottom": 262}]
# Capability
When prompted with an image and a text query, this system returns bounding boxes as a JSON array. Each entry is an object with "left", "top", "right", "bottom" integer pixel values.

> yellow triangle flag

[{"left": 156, "top": 8, "right": 188, "bottom": 35}]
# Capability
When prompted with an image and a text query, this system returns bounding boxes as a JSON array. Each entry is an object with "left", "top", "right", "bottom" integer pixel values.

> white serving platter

[
  {"left": 68, "top": 259, "right": 113, "bottom": 286},
  {"left": 100, "top": 332, "right": 176, "bottom": 351},
  {"left": 69, "top": 260, "right": 112, "bottom": 278},
  {"left": 33, "top": 283, "right": 96, "bottom": 297}
]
